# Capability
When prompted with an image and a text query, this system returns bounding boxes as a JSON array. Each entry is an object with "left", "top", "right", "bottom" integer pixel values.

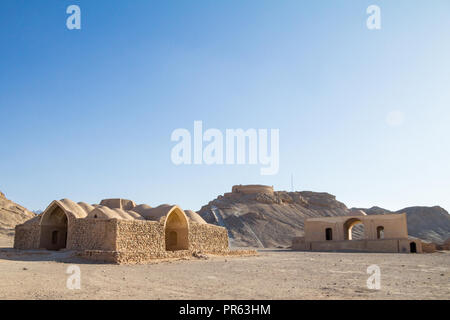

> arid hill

[
  {"left": 355, "top": 206, "right": 450, "bottom": 244},
  {"left": 0, "top": 191, "right": 35, "bottom": 237},
  {"left": 198, "top": 187, "right": 352, "bottom": 248},
  {"left": 198, "top": 186, "right": 450, "bottom": 248}
]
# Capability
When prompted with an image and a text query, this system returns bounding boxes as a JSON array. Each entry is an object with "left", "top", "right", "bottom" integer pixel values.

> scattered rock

[{"left": 193, "top": 251, "right": 208, "bottom": 260}]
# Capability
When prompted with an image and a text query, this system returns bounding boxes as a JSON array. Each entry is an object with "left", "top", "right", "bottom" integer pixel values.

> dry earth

[{"left": 0, "top": 235, "right": 448, "bottom": 300}]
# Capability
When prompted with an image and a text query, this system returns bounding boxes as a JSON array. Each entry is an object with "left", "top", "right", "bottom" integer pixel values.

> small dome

[{"left": 184, "top": 210, "right": 207, "bottom": 224}]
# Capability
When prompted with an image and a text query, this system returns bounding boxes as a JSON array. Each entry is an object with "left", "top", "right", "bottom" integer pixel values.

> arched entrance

[
  {"left": 39, "top": 205, "right": 68, "bottom": 250},
  {"left": 164, "top": 208, "right": 189, "bottom": 251},
  {"left": 343, "top": 218, "right": 365, "bottom": 240},
  {"left": 410, "top": 242, "right": 417, "bottom": 253},
  {"left": 325, "top": 228, "right": 333, "bottom": 241},
  {"left": 377, "top": 226, "right": 385, "bottom": 239}
]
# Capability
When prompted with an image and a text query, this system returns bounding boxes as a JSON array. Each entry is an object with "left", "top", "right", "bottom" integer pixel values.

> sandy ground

[{"left": 0, "top": 235, "right": 448, "bottom": 300}]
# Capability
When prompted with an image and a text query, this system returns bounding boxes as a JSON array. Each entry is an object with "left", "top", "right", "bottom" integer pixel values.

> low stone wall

[
  {"left": 14, "top": 222, "right": 40, "bottom": 250},
  {"left": 189, "top": 223, "right": 228, "bottom": 253},
  {"left": 68, "top": 218, "right": 117, "bottom": 251},
  {"left": 115, "top": 219, "right": 165, "bottom": 253},
  {"left": 438, "top": 239, "right": 450, "bottom": 251},
  {"left": 78, "top": 221, "right": 242, "bottom": 264},
  {"left": 292, "top": 236, "right": 310, "bottom": 251},
  {"left": 421, "top": 242, "right": 436, "bottom": 253},
  {"left": 292, "top": 239, "right": 423, "bottom": 253},
  {"left": 79, "top": 249, "right": 193, "bottom": 264},
  {"left": 80, "top": 248, "right": 258, "bottom": 264}
]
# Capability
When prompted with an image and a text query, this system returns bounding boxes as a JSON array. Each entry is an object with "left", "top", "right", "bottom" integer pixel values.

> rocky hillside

[
  {"left": 0, "top": 191, "right": 35, "bottom": 237},
  {"left": 198, "top": 186, "right": 450, "bottom": 248},
  {"left": 356, "top": 206, "right": 450, "bottom": 244},
  {"left": 198, "top": 189, "right": 353, "bottom": 248}
]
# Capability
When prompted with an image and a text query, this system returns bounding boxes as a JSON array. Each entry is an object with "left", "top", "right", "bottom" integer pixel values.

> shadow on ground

[{"left": 0, "top": 247, "right": 108, "bottom": 265}]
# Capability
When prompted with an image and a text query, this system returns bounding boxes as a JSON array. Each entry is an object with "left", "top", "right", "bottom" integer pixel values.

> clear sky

[{"left": 1, "top": 0, "right": 449, "bottom": 213}]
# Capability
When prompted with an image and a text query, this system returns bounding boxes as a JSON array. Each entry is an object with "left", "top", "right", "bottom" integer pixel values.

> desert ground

[{"left": 0, "top": 235, "right": 448, "bottom": 300}]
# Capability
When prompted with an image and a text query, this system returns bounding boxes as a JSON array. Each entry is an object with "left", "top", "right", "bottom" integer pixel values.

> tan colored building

[
  {"left": 231, "top": 184, "right": 274, "bottom": 195},
  {"left": 292, "top": 213, "right": 423, "bottom": 253},
  {"left": 14, "top": 198, "right": 229, "bottom": 263}
]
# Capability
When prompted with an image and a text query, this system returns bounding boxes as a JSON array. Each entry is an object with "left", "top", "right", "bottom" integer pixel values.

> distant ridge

[{"left": 355, "top": 205, "right": 450, "bottom": 244}]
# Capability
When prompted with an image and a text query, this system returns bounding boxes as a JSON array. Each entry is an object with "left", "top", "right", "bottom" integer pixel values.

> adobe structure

[
  {"left": 292, "top": 213, "right": 423, "bottom": 253},
  {"left": 220, "top": 184, "right": 275, "bottom": 199},
  {"left": 14, "top": 198, "right": 234, "bottom": 263},
  {"left": 230, "top": 184, "right": 274, "bottom": 195}
]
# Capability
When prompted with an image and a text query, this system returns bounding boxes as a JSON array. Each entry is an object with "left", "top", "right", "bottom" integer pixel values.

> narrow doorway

[{"left": 325, "top": 228, "right": 333, "bottom": 241}]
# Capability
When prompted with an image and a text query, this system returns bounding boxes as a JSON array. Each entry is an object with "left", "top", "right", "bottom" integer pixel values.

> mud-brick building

[
  {"left": 14, "top": 198, "right": 229, "bottom": 263},
  {"left": 292, "top": 213, "right": 423, "bottom": 253}
]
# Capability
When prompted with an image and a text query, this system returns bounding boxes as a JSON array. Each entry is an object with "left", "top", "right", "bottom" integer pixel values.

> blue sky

[{"left": 1, "top": 0, "right": 449, "bottom": 212}]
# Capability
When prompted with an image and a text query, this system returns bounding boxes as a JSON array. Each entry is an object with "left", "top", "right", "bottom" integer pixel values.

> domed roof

[
  {"left": 184, "top": 210, "right": 207, "bottom": 224},
  {"left": 138, "top": 204, "right": 176, "bottom": 221},
  {"left": 37, "top": 198, "right": 212, "bottom": 227},
  {"left": 87, "top": 206, "right": 144, "bottom": 220}
]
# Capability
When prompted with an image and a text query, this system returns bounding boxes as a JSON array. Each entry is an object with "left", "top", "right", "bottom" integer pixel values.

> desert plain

[{"left": 0, "top": 235, "right": 448, "bottom": 300}]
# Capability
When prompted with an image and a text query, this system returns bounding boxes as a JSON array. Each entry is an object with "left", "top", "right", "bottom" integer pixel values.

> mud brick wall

[
  {"left": 292, "top": 236, "right": 311, "bottom": 251},
  {"left": 68, "top": 218, "right": 117, "bottom": 251},
  {"left": 421, "top": 242, "right": 436, "bottom": 253},
  {"left": 189, "top": 223, "right": 228, "bottom": 253}
]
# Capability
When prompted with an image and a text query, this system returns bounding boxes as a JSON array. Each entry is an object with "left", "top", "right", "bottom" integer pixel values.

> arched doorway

[
  {"left": 343, "top": 218, "right": 365, "bottom": 240},
  {"left": 39, "top": 205, "right": 68, "bottom": 250},
  {"left": 164, "top": 208, "right": 189, "bottom": 251},
  {"left": 325, "top": 228, "right": 333, "bottom": 241},
  {"left": 410, "top": 242, "right": 417, "bottom": 253},
  {"left": 377, "top": 226, "right": 385, "bottom": 239}
]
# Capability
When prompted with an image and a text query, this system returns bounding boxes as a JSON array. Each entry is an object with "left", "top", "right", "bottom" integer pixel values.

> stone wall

[
  {"left": 231, "top": 184, "right": 274, "bottom": 195},
  {"left": 14, "top": 221, "right": 40, "bottom": 250},
  {"left": 421, "top": 242, "right": 436, "bottom": 253},
  {"left": 292, "top": 238, "right": 424, "bottom": 253},
  {"left": 80, "top": 247, "right": 257, "bottom": 264},
  {"left": 307, "top": 239, "right": 401, "bottom": 253},
  {"left": 68, "top": 218, "right": 117, "bottom": 251},
  {"left": 108, "top": 220, "right": 230, "bottom": 263},
  {"left": 440, "top": 238, "right": 450, "bottom": 250},
  {"left": 115, "top": 220, "right": 165, "bottom": 254},
  {"left": 189, "top": 222, "right": 229, "bottom": 253},
  {"left": 292, "top": 236, "right": 310, "bottom": 251},
  {"left": 14, "top": 214, "right": 235, "bottom": 264}
]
